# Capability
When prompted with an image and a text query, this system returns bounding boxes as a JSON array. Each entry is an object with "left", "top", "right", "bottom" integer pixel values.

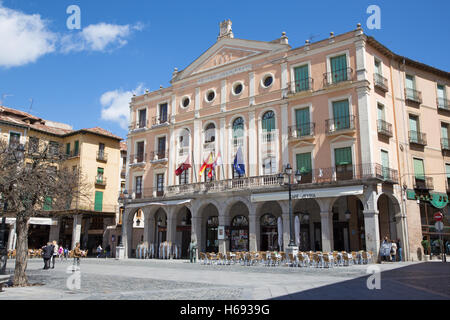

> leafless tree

[{"left": 0, "top": 139, "right": 91, "bottom": 286}]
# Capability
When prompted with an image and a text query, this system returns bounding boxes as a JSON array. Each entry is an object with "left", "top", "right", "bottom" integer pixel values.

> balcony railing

[
  {"left": 323, "top": 68, "right": 353, "bottom": 87},
  {"left": 325, "top": 116, "right": 356, "bottom": 134},
  {"left": 442, "top": 138, "right": 450, "bottom": 151},
  {"left": 65, "top": 150, "right": 80, "bottom": 159},
  {"left": 414, "top": 176, "right": 434, "bottom": 190},
  {"left": 96, "top": 151, "right": 108, "bottom": 162},
  {"left": 405, "top": 88, "right": 422, "bottom": 104},
  {"left": 178, "top": 147, "right": 190, "bottom": 157},
  {"left": 150, "top": 150, "right": 168, "bottom": 162},
  {"left": 203, "top": 141, "right": 216, "bottom": 152},
  {"left": 120, "top": 169, "right": 126, "bottom": 179},
  {"left": 129, "top": 120, "right": 149, "bottom": 131},
  {"left": 377, "top": 119, "right": 393, "bottom": 137},
  {"left": 374, "top": 73, "right": 389, "bottom": 92},
  {"left": 437, "top": 98, "right": 450, "bottom": 111},
  {"left": 129, "top": 153, "right": 147, "bottom": 165},
  {"left": 287, "top": 78, "right": 314, "bottom": 95},
  {"left": 288, "top": 123, "right": 315, "bottom": 140},
  {"left": 95, "top": 177, "right": 107, "bottom": 186},
  {"left": 152, "top": 115, "right": 171, "bottom": 127},
  {"left": 409, "top": 131, "right": 427, "bottom": 146},
  {"left": 129, "top": 163, "right": 398, "bottom": 199}
]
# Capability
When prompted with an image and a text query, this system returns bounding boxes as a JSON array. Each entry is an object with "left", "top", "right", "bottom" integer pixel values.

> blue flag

[{"left": 233, "top": 146, "right": 245, "bottom": 176}]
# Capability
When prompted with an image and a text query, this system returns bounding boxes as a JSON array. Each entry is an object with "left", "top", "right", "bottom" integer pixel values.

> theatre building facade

[{"left": 122, "top": 21, "right": 450, "bottom": 261}]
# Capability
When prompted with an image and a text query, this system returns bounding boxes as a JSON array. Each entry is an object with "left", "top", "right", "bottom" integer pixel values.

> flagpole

[{"left": 192, "top": 149, "right": 198, "bottom": 183}]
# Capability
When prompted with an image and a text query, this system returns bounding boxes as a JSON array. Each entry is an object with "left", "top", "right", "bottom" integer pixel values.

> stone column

[
  {"left": 281, "top": 213, "right": 290, "bottom": 251},
  {"left": 82, "top": 218, "right": 90, "bottom": 249},
  {"left": 191, "top": 216, "right": 202, "bottom": 260},
  {"left": 7, "top": 222, "right": 16, "bottom": 251},
  {"left": 248, "top": 210, "right": 257, "bottom": 252},
  {"left": 320, "top": 211, "right": 334, "bottom": 252},
  {"left": 121, "top": 207, "right": 134, "bottom": 259},
  {"left": 166, "top": 207, "right": 177, "bottom": 245},
  {"left": 49, "top": 218, "right": 60, "bottom": 243},
  {"left": 218, "top": 213, "right": 230, "bottom": 254},
  {"left": 248, "top": 110, "right": 257, "bottom": 177},
  {"left": 362, "top": 186, "right": 381, "bottom": 260},
  {"left": 71, "top": 215, "right": 82, "bottom": 250}
]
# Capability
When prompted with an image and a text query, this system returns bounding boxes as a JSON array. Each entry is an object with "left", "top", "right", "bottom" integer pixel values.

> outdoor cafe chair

[
  {"left": 270, "top": 252, "right": 281, "bottom": 267},
  {"left": 322, "top": 253, "right": 333, "bottom": 268},
  {"left": 199, "top": 252, "right": 207, "bottom": 264},
  {"left": 287, "top": 253, "right": 297, "bottom": 267}
]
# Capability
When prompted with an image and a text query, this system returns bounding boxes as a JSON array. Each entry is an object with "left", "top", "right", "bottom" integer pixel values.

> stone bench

[{"left": 0, "top": 275, "right": 10, "bottom": 292}]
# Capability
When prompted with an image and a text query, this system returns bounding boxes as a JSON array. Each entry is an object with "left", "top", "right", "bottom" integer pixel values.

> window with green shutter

[
  {"left": 442, "top": 123, "right": 449, "bottom": 149},
  {"left": 413, "top": 158, "right": 425, "bottom": 180},
  {"left": 74, "top": 140, "right": 79, "bottom": 156},
  {"left": 335, "top": 147, "right": 352, "bottom": 165},
  {"left": 381, "top": 150, "right": 390, "bottom": 179},
  {"left": 330, "top": 54, "right": 348, "bottom": 83},
  {"left": 332, "top": 100, "right": 350, "bottom": 130},
  {"left": 97, "top": 168, "right": 104, "bottom": 183},
  {"left": 94, "top": 191, "right": 103, "bottom": 212},
  {"left": 66, "top": 143, "right": 71, "bottom": 155},
  {"left": 296, "top": 153, "right": 312, "bottom": 174},
  {"left": 43, "top": 196, "right": 52, "bottom": 211},
  {"left": 294, "top": 65, "right": 309, "bottom": 92},
  {"left": 262, "top": 111, "right": 275, "bottom": 132},
  {"left": 295, "top": 108, "right": 310, "bottom": 136}
]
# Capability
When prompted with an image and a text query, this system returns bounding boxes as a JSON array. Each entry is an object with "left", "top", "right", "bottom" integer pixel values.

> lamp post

[
  {"left": 117, "top": 190, "right": 131, "bottom": 259},
  {"left": 278, "top": 164, "right": 301, "bottom": 254}
]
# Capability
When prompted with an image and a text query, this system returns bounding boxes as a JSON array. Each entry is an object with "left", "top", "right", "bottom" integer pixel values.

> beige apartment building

[
  {"left": 122, "top": 21, "right": 449, "bottom": 261},
  {"left": 0, "top": 106, "right": 123, "bottom": 253}
]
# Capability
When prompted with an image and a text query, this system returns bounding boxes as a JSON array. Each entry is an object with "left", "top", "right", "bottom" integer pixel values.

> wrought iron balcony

[
  {"left": 377, "top": 119, "right": 393, "bottom": 137},
  {"left": 409, "top": 131, "right": 427, "bottom": 146},
  {"left": 129, "top": 153, "right": 147, "bottom": 165},
  {"left": 414, "top": 176, "right": 434, "bottom": 190},
  {"left": 96, "top": 151, "right": 108, "bottom": 162},
  {"left": 442, "top": 138, "right": 450, "bottom": 151},
  {"left": 129, "top": 120, "right": 149, "bottom": 131},
  {"left": 152, "top": 115, "right": 171, "bottom": 127},
  {"left": 287, "top": 78, "right": 314, "bottom": 95},
  {"left": 323, "top": 68, "right": 354, "bottom": 87},
  {"left": 150, "top": 150, "right": 168, "bottom": 162},
  {"left": 405, "top": 88, "right": 422, "bottom": 104},
  {"left": 437, "top": 98, "right": 450, "bottom": 111},
  {"left": 95, "top": 177, "right": 107, "bottom": 186},
  {"left": 373, "top": 73, "right": 389, "bottom": 92},
  {"left": 288, "top": 123, "right": 315, "bottom": 140},
  {"left": 325, "top": 115, "right": 356, "bottom": 134}
]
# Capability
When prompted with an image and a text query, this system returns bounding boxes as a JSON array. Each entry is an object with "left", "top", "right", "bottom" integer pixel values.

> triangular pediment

[
  {"left": 291, "top": 141, "right": 315, "bottom": 149},
  {"left": 172, "top": 38, "right": 290, "bottom": 82},
  {"left": 329, "top": 135, "right": 356, "bottom": 144}
]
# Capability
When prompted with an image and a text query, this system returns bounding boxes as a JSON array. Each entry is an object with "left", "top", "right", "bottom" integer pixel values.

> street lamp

[
  {"left": 117, "top": 190, "right": 132, "bottom": 259},
  {"left": 278, "top": 164, "right": 302, "bottom": 253}
]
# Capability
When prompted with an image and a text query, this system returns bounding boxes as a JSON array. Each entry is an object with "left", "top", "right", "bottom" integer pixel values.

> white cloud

[
  {"left": 100, "top": 85, "right": 144, "bottom": 129},
  {"left": 61, "top": 22, "right": 141, "bottom": 53},
  {"left": 0, "top": 3, "right": 56, "bottom": 68}
]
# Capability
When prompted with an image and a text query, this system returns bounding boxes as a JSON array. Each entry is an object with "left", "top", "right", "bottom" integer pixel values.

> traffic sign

[
  {"left": 435, "top": 221, "right": 444, "bottom": 232},
  {"left": 434, "top": 212, "right": 443, "bottom": 222}
]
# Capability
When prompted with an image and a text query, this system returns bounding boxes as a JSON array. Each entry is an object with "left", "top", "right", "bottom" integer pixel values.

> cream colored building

[{"left": 0, "top": 106, "right": 123, "bottom": 253}]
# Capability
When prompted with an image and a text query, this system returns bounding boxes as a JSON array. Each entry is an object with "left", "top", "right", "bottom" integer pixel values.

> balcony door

[
  {"left": 409, "top": 115, "right": 419, "bottom": 143},
  {"left": 335, "top": 147, "right": 353, "bottom": 180},
  {"left": 156, "top": 174, "right": 164, "bottom": 197},
  {"left": 135, "top": 176, "right": 142, "bottom": 199},
  {"left": 381, "top": 150, "right": 390, "bottom": 179},
  {"left": 159, "top": 103, "right": 168, "bottom": 123},
  {"left": 98, "top": 143, "right": 105, "bottom": 159},
  {"left": 332, "top": 100, "right": 350, "bottom": 130},
  {"left": 295, "top": 107, "right": 310, "bottom": 137},
  {"left": 138, "top": 109, "right": 147, "bottom": 128},
  {"left": 413, "top": 158, "right": 425, "bottom": 188},
  {"left": 137, "top": 141, "right": 144, "bottom": 163},
  {"left": 294, "top": 65, "right": 309, "bottom": 92},
  {"left": 157, "top": 137, "right": 166, "bottom": 158},
  {"left": 330, "top": 54, "right": 347, "bottom": 83},
  {"left": 437, "top": 85, "right": 446, "bottom": 107},
  {"left": 441, "top": 123, "right": 449, "bottom": 149},
  {"left": 296, "top": 152, "right": 312, "bottom": 183}
]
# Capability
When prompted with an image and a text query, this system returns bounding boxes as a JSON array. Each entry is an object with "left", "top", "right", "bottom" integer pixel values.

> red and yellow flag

[{"left": 199, "top": 153, "right": 214, "bottom": 176}]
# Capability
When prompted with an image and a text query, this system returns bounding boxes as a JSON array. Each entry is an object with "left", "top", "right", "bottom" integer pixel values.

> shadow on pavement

[{"left": 271, "top": 262, "right": 450, "bottom": 300}]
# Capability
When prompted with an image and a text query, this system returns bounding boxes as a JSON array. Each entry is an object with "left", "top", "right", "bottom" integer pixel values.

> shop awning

[{"left": 5, "top": 217, "right": 57, "bottom": 226}]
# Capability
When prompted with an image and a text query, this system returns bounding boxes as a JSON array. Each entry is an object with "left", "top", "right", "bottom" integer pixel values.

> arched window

[
  {"left": 232, "top": 117, "right": 244, "bottom": 146},
  {"left": 231, "top": 215, "right": 249, "bottom": 227},
  {"left": 260, "top": 214, "right": 277, "bottom": 226},
  {"left": 204, "top": 123, "right": 216, "bottom": 143},
  {"left": 262, "top": 111, "right": 276, "bottom": 132},
  {"left": 178, "top": 128, "right": 190, "bottom": 157}
]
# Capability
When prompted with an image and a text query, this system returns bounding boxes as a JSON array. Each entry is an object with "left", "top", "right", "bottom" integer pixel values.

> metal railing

[
  {"left": 405, "top": 88, "right": 422, "bottom": 104},
  {"left": 95, "top": 177, "right": 107, "bottom": 186},
  {"left": 442, "top": 138, "right": 450, "bottom": 151},
  {"left": 414, "top": 176, "right": 434, "bottom": 190},
  {"left": 374, "top": 73, "right": 389, "bottom": 92},
  {"left": 152, "top": 115, "right": 171, "bottom": 126},
  {"left": 325, "top": 115, "right": 356, "bottom": 134},
  {"left": 287, "top": 78, "right": 314, "bottom": 94},
  {"left": 409, "top": 131, "right": 427, "bottom": 146},
  {"left": 129, "top": 120, "right": 149, "bottom": 131},
  {"left": 323, "top": 68, "right": 353, "bottom": 86},
  {"left": 437, "top": 98, "right": 450, "bottom": 111},
  {"left": 96, "top": 151, "right": 108, "bottom": 162},
  {"left": 129, "top": 153, "right": 147, "bottom": 164},
  {"left": 288, "top": 123, "right": 315, "bottom": 139},
  {"left": 377, "top": 119, "right": 393, "bottom": 137},
  {"left": 150, "top": 150, "right": 168, "bottom": 161}
]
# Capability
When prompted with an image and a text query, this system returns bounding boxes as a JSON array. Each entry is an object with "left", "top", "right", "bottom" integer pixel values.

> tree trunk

[{"left": 14, "top": 216, "right": 29, "bottom": 286}]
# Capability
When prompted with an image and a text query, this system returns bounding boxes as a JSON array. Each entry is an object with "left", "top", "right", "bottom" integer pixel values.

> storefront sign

[
  {"left": 250, "top": 185, "right": 364, "bottom": 203},
  {"left": 429, "top": 192, "right": 448, "bottom": 209}
]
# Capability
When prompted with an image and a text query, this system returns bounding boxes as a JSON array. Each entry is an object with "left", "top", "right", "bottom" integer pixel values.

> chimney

[{"left": 217, "top": 19, "right": 234, "bottom": 40}]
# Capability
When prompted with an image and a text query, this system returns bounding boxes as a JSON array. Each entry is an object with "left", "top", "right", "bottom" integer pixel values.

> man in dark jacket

[{"left": 42, "top": 242, "right": 54, "bottom": 270}]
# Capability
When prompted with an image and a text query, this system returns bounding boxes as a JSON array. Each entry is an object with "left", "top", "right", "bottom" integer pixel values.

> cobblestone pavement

[{"left": 0, "top": 258, "right": 448, "bottom": 300}]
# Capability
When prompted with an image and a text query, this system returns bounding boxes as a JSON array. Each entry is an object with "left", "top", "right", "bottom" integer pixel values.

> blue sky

[{"left": 1, "top": 0, "right": 449, "bottom": 139}]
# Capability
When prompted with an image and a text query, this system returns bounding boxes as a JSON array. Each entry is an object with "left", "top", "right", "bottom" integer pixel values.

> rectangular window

[
  {"left": 377, "top": 103, "right": 385, "bottom": 121},
  {"left": 263, "top": 157, "right": 277, "bottom": 175},
  {"left": 295, "top": 107, "right": 311, "bottom": 137},
  {"left": 66, "top": 143, "right": 71, "bottom": 155},
  {"left": 49, "top": 141, "right": 59, "bottom": 156},
  {"left": 9, "top": 132, "right": 20, "bottom": 148},
  {"left": 296, "top": 152, "right": 312, "bottom": 183},
  {"left": 374, "top": 59, "right": 382, "bottom": 75},
  {"left": 446, "top": 164, "right": 450, "bottom": 189},
  {"left": 74, "top": 140, "right": 79, "bottom": 156},
  {"left": 438, "top": 84, "right": 447, "bottom": 108},
  {"left": 159, "top": 103, "right": 168, "bottom": 123},
  {"left": 409, "top": 115, "right": 419, "bottom": 143},
  {"left": 335, "top": 147, "right": 353, "bottom": 180},
  {"left": 43, "top": 196, "right": 53, "bottom": 211},
  {"left": 405, "top": 75, "right": 415, "bottom": 90},
  {"left": 94, "top": 191, "right": 103, "bottom": 212},
  {"left": 137, "top": 141, "right": 145, "bottom": 162},
  {"left": 157, "top": 136, "right": 166, "bottom": 157},
  {"left": 98, "top": 143, "right": 105, "bottom": 160},
  {"left": 157, "top": 174, "right": 164, "bottom": 196},
  {"left": 179, "top": 170, "right": 189, "bottom": 185},
  {"left": 442, "top": 123, "right": 449, "bottom": 149},
  {"left": 139, "top": 109, "right": 147, "bottom": 128},
  {"left": 413, "top": 158, "right": 425, "bottom": 180},
  {"left": 330, "top": 54, "right": 348, "bottom": 83},
  {"left": 97, "top": 168, "right": 104, "bottom": 183},
  {"left": 381, "top": 150, "right": 390, "bottom": 179},
  {"left": 294, "top": 65, "right": 310, "bottom": 92},
  {"left": 332, "top": 100, "right": 350, "bottom": 130},
  {"left": 135, "top": 176, "right": 142, "bottom": 198},
  {"left": 29, "top": 137, "right": 39, "bottom": 153}
]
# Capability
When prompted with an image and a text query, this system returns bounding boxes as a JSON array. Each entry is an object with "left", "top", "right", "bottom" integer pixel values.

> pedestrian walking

[
  {"left": 42, "top": 242, "right": 53, "bottom": 270},
  {"left": 380, "top": 236, "right": 391, "bottom": 262},
  {"left": 390, "top": 240, "right": 397, "bottom": 262},
  {"left": 396, "top": 239, "right": 402, "bottom": 261},
  {"left": 64, "top": 247, "right": 69, "bottom": 260},
  {"left": 73, "top": 242, "right": 82, "bottom": 267},
  {"left": 188, "top": 238, "right": 198, "bottom": 263},
  {"left": 58, "top": 245, "right": 64, "bottom": 262},
  {"left": 96, "top": 244, "right": 103, "bottom": 258},
  {"left": 51, "top": 240, "right": 59, "bottom": 269}
]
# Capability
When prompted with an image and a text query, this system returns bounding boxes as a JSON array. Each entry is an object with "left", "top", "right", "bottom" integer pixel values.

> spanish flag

[{"left": 199, "top": 153, "right": 214, "bottom": 176}]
